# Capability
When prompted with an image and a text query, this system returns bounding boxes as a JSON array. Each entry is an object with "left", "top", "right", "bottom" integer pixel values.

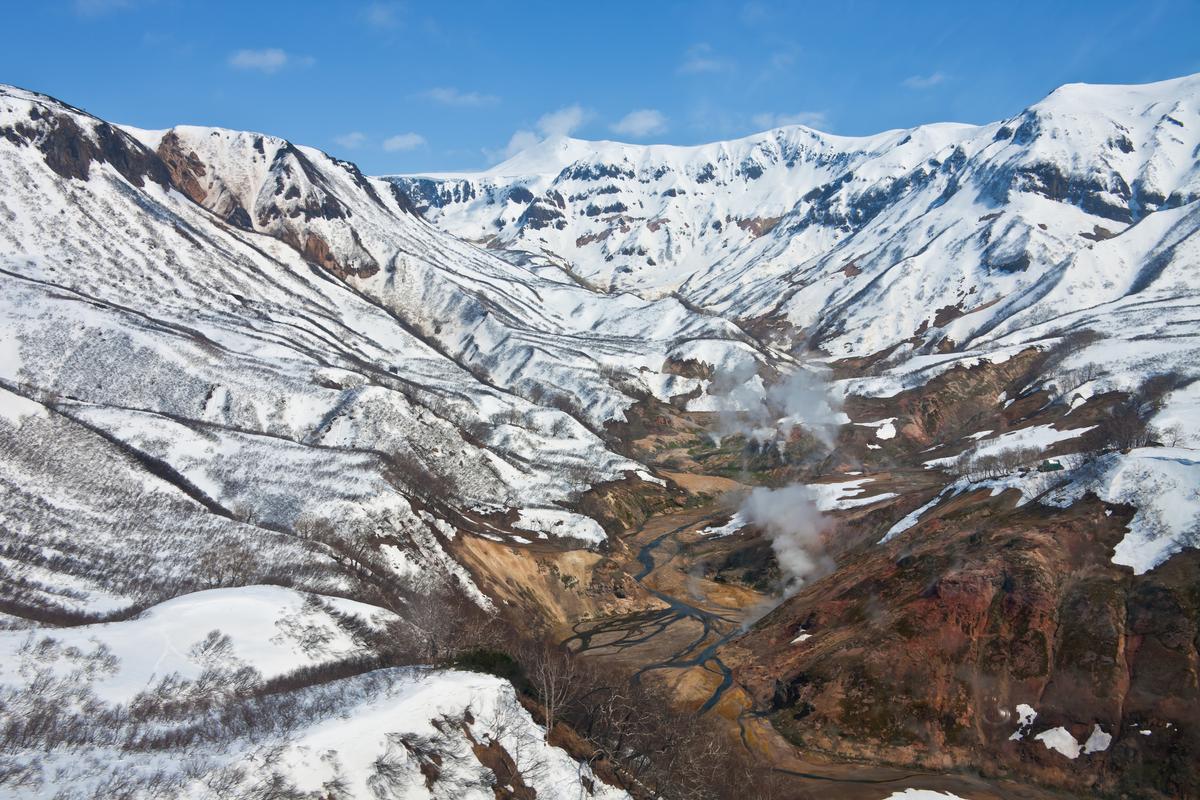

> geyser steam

[
  {"left": 741, "top": 484, "right": 831, "bottom": 595},
  {"left": 710, "top": 362, "right": 843, "bottom": 448},
  {"left": 709, "top": 362, "right": 844, "bottom": 593}
]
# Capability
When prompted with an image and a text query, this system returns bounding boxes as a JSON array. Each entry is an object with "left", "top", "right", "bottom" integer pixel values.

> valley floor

[{"left": 563, "top": 502, "right": 1081, "bottom": 800}]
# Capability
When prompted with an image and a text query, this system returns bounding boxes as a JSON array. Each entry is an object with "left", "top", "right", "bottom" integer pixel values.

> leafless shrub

[
  {"left": 950, "top": 444, "right": 1044, "bottom": 480},
  {"left": 384, "top": 450, "right": 458, "bottom": 503},
  {"left": 1084, "top": 397, "right": 1154, "bottom": 453},
  {"left": 1156, "top": 424, "right": 1185, "bottom": 448}
]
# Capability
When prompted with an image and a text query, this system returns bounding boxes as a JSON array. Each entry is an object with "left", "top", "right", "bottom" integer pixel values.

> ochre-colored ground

[{"left": 562, "top": 501, "right": 1075, "bottom": 800}]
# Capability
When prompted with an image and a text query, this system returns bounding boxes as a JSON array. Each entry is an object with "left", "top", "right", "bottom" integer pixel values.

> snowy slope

[
  {"left": 2, "top": 73, "right": 1200, "bottom": 797},
  {"left": 0, "top": 82, "right": 789, "bottom": 628},
  {"left": 395, "top": 75, "right": 1200, "bottom": 368},
  {"left": 393, "top": 77, "right": 1200, "bottom": 577},
  {"left": 392, "top": 125, "right": 956, "bottom": 296},
  {"left": 0, "top": 587, "right": 630, "bottom": 799}
]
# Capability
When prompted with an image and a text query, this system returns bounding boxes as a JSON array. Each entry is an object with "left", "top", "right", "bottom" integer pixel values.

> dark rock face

[
  {"left": 738, "top": 160, "right": 764, "bottom": 180},
  {"left": 390, "top": 177, "right": 476, "bottom": 213},
  {"left": 794, "top": 165, "right": 941, "bottom": 235},
  {"left": 1010, "top": 161, "right": 1133, "bottom": 223},
  {"left": 518, "top": 198, "right": 567, "bottom": 230},
  {"left": 386, "top": 181, "right": 421, "bottom": 216},
  {"left": 224, "top": 204, "right": 253, "bottom": 230},
  {"left": 1111, "top": 134, "right": 1135, "bottom": 154},
  {"left": 507, "top": 186, "right": 534, "bottom": 204},
  {"left": 986, "top": 251, "right": 1032, "bottom": 274},
  {"left": 2, "top": 103, "right": 170, "bottom": 190},
  {"left": 329, "top": 155, "right": 390, "bottom": 210},
  {"left": 1012, "top": 111, "right": 1041, "bottom": 146},
  {"left": 265, "top": 144, "right": 350, "bottom": 223},
  {"left": 559, "top": 162, "right": 635, "bottom": 181}
]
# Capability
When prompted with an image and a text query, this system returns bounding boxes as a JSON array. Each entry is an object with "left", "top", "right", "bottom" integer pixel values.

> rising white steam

[
  {"left": 740, "top": 484, "right": 832, "bottom": 594},
  {"left": 708, "top": 363, "right": 845, "bottom": 593},
  {"left": 710, "top": 363, "right": 843, "bottom": 448}
]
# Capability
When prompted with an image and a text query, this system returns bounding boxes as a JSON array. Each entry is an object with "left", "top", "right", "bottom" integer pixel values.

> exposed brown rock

[
  {"left": 1080, "top": 224, "right": 1117, "bottom": 241},
  {"left": 279, "top": 227, "right": 379, "bottom": 279},
  {"left": 735, "top": 216, "right": 782, "bottom": 237},
  {"left": 727, "top": 476, "right": 1199, "bottom": 797},
  {"left": 575, "top": 228, "right": 612, "bottom": 247},
  {"left": 660, "top": 356, "right": 714, "bottom": 381},
  {"left": 155, "top": 131, "right": 208, "bottom": 204},
  {"left": 932, "top": 303, "right": 964, "bottom": 328},
  {"left": 2, "top": 104, "right": 170, "bottom": 189}
]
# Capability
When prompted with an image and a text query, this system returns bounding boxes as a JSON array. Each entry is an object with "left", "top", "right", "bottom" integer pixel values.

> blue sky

[{"left": 3, "top": 0, "right": 1199, "bottom": 174}]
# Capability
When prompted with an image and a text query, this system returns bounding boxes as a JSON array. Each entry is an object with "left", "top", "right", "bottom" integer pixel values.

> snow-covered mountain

[
  {"left": 393, "top": 72, "right": 1200, "bottom": 585},
  {"left": 394, "top": 74, "right": 1200, "bottom": 366},
  {"left": 0, "top": 584, "right": 633, "bottom": 798},
  {"left": 3, "top": 72, "right": 1200, "bottom": 800},
  {"left": 0, "top": 82, "right": 767, "bottom": 798},
  {"left": 0, "top": 82, "right": 778, "bottom": 617}
]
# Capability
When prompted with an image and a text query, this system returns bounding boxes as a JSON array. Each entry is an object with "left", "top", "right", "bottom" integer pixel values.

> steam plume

[
  {"left": 708, "top": 362, "right": 844, "bottom": 593},
  {"left": 710, "top": 363, "right": 843, "bottom": 448},
  {"left": 741, "top": 484, "right": 832, "bottom": 595}
]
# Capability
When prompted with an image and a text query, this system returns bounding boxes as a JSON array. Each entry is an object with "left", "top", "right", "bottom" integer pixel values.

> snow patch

[
  {"left": 1043, "top": 448, "right": 1200, "bottom": 573},
  {"left": 809, "top": 478, "right": 898, "bottom": 511},
  {"left": 1035, "top": 726, "right": 1082, "bottom": 759},
  {"left": 1084, "top": 724, "right": 1113, "bottom": 754},
  {"left": 513, "top": 508, "right": 607, "bottom": 544},
  {"left": 880, "top": 491, "right": 949, "bottom": 543},
  {"left": 702, "top": 511, "right": 747, "bottom": 538},
  {"left": 856, "top": 417, "right": 897, "bottom": 440},
  {"left": 0, "top": 386, "right": 46, "bottom": 425},
  {"left": 1009, "top": 703, "right": 1038, "bottom": 741}
]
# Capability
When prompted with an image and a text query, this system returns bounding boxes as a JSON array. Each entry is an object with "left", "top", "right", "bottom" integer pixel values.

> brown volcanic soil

[
  {"left": 557, "top": 498, "right": 1085, "bottom": 799},
  {"left": 714, "top": 348, "right": 1200, "bottom": 799},
  {"left": 730, "top": 490, "right": 1200, "bottom": 799},
  {"left": 464, "top": 352, "right": 1198, "bottom": 798}
]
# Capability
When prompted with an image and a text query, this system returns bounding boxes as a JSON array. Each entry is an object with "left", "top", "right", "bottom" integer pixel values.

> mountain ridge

[{"left": 2, "top": 73, "right": 1200, "bottom": 799}]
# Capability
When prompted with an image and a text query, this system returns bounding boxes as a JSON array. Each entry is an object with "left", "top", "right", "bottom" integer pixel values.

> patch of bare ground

[{"left": 452, "top": 535, "right": 666, "bottom": 635}]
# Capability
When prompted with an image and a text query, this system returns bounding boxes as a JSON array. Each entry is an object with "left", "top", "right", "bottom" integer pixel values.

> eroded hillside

[{"left": 1, "top": 75, "right": 1199, "bottom": 800}]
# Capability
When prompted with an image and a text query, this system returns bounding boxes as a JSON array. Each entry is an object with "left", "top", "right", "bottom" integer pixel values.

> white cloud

[
  {"left": 902, "top": 71, "right": 947, "bottom": 89},
  {"left": 382, "top": 132, "right": 426, "bottom": 152},
  {"left": 363, "top": 2, "right": 402, "bottom": 27},
  {"left": 537, "top": 105, "right": 587, "bottom": 138},
  {"left": 334, "top": 132, "right": 367, "bottom": 149},
  {"left": 499, "top": 130, "right": 541, "bottom": 160},
  {"left": 767, "top": 49, "right": 796, "bottom": 72},
  {"left": 678, "top": 43, "right": 733, "bottom": 75},
  {"left": 422, "top": 87, "right": 500, "bottom": 107},
  {"left": 611, "top": 109, "right": 668, "bottom": 138},
  {"left": 487, "top": 104, "right": 588, "bottom": 164},
  {"left": 751, "top": 110, "right": 829, "bottom": 131},
  {"left": 739, "top": 2, "right": 769, "bottom": 25},
  {"left": 228, "top": 48, "right": 304, "bottom": 74}
]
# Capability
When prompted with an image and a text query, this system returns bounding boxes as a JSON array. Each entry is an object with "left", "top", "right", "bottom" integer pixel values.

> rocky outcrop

[
  {"left": 1, "top": 97, "right": 170, "bottom": 189},
  {"left": 155, "top": 130, "right": 208, "bottom": 203}
]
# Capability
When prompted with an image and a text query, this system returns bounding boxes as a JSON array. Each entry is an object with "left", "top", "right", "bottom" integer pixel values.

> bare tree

[
  {"left": 520, "top": 640, "right": 579, "bottom": 742},
  {"left": 1156, "top": 424, "right": 1185, "bottom": 448}
]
